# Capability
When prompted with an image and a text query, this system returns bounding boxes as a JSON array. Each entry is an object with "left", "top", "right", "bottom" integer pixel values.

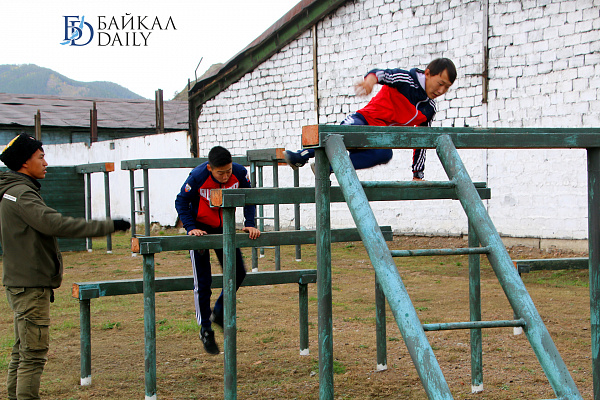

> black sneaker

[
  {"left": 210, "top": 311, "right": 224, "bottom": 329},
  {"left": 284, "top": 150, "right": 310, "bottom": 170},
  {"left": 200, "top": 327, "right": 219, "bottom": 355}
]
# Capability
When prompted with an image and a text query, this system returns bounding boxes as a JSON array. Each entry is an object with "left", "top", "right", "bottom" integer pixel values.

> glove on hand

[{"left": 113, "top": 219, "right": 131, "bottom": 232}]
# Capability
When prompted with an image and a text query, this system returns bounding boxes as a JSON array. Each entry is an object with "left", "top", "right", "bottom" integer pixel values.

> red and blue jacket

[
  {"left": 357, "top": 67, "right": 437, "bottom": 178},
  {"left": 358, "top": 67, "right": 436, "bottom": 127},
  {"left": 175, "top": 162, "right": 256, "bottom": 232}
]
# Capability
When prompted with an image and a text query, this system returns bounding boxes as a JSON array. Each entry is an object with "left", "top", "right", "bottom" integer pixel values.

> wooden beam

[
  {"left": 513, "top": 257, "right": 588, "bottom": 273},
  {"left": 120, "top": 156, "right": 248, "bottom": 171},
  {"left": 133, "top": 226, "right": 393, "bottom": 254},
  {"left": 75, "top": 162, "right": 115, "bottom": 174},
  {"left": 72, "top": 269, "right": 318, "bottom": 300},
  {"left": 209, "top": 183, "right": 490, "bottom": 208},
  {"left": 303, "top": 125, "right": 600, "bottom": 149}
]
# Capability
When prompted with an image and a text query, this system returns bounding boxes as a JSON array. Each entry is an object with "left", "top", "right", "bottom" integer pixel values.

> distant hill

[{"left": 0, "top": 64, "right": 144, "bottom": 99}]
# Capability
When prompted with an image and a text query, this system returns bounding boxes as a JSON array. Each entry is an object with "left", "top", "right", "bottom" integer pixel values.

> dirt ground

[{"left": 0, "top": 232, "right": 592, "bottom": 399}]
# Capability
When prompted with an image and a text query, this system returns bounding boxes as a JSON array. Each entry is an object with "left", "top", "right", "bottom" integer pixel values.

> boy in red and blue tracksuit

[
  {"left": 285, "top": 58, "right": 456, "bottom": 180},
  {"left": 175, "top": 146, "right": 260, "bottom": 355}
]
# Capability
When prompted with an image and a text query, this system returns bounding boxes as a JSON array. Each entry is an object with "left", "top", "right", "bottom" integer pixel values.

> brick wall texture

[{"left": 197, "top": 0, "right": 600, "bottom": 240}]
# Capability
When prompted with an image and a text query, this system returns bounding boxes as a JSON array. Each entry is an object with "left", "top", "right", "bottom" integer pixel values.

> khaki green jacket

[{"left": 0, "top": 171, "right": 114, "bottom": 288}]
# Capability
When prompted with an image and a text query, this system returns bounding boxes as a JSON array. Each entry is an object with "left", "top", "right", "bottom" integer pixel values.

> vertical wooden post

[
  {"left": 375, "top": 277, "right": 387, "bottom": 371},
  {"left": 258, "top": 166, "right": 265, "bottom": 258},
  {"left": 143, "top": 253, "right": 157, "bottom": 400},
  {"left": 104, "top": 171, "right": 112, "bottom": 253},
  {"left": 143, "top": 168, "right": 150, "bottom": 237},
  {"left": 79, "top": 299, "right": 92, "bottom": 386},
  {"left": 223, "top": 207, "right": 237, "bottom": 399},
  {"left": 588, "top": 148, "right": 600, "bottom": 400},
  {"left": 85, "top": 173, "right": 92, "bottom": 252},
  {"left": 249, "top": 160, "right": 259, "bottom": 272},
  {"left": 299, "top": 282, "right": 309, "bottom": 355},
  {"left": 129, "top": 170, "right": 137, "bottom": 254},
  {"left": 315, "top": 147, "right": 333, "bottom": 400},
  {"left": 294, "top": 169, "right": 302, "bottom": 261},
  {"left": 34, "top": 110, "right": 41, "bottom": 141},
  {"left": 272, "top": 160, "right": 280, "bottom": 270},
  {"left": 155, "top": 89, "right": 164, "bottom": 134},
  {"left": 469, "top": 222, "right": 483, "bottom": 393},
  {"left": 90, "top": 102, "right": 98, "bottom": 143}
]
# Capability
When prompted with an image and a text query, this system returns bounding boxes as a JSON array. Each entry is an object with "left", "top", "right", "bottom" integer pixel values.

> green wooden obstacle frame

[
  {"left": 120, "top": 149, "right": 303, "bottom": 272},
  {"left": 120, "top": 157, "right": 246, "bottom": 239},
  {"left": 303, "top": 124, "right": 600, "bottom": 400},
  {"left": 207, "top": 183, "right": 488, "bottom": 399},
  {"left": 75, "top": 162, "right": 114, "bottom": 253},
  {"left": 72, "top": 269, "right": 317, "bottom": 387},
  {"left": 134, "top": 225, "right": 394, "bottom": 400},
  {"left": 245, "top": 148, "right": 303, "bottom": 270}
]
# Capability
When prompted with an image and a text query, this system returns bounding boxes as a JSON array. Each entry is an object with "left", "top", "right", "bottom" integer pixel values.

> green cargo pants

[{"left": 6, "top": 287, "right": 51, "bottom": 400}]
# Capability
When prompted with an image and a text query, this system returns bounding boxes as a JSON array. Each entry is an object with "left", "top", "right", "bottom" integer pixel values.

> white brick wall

[{"left": 196, "top": 0, "right": 600, "bottom": 240}]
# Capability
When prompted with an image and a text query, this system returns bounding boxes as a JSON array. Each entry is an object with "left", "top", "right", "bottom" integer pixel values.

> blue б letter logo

[{"left": 61, "top": 16, "right": 94, "bottom": 46}]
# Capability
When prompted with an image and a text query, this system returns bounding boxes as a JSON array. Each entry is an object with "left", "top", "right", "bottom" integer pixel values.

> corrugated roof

[{"left": 0, "top": 93, "right": 188, "bottom": 130}]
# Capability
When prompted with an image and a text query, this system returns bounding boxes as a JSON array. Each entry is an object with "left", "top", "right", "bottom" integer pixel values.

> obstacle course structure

[
  {"left": 304, "top": 124, "right": 600, "bottom": 400},
  {"left": 120, "top": 148, "right": 301, "bottom": 270},
  {"left": 72, "top": 125, "right": 600, "bottom": 399}
]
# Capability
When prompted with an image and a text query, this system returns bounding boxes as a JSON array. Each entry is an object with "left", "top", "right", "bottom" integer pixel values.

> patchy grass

[{"left": 0, "top": 232, "right": 592, "bottom": 399}]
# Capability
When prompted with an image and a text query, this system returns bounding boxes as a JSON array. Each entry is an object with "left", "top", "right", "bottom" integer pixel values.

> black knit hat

[{"left": 0, "top": 134, "right": 44, "bottom": 171}]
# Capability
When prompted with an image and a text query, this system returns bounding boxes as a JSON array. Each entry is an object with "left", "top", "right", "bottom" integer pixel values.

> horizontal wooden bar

[
  {"left": 135, "top": 226, "right": 393, "bottom": 254},
  {"left": 120, "top": 156, "right": 248, "bottom": 171},
  {"left": 422, "top": 318, "right": 526, "bottom": 331},
  {"left": 72, "top": 269, "right": 317, "bottom": 300},
  {"left": 210, "top": 182, "right": 490, "bottom": 207},
  {"left": 302, "top": 124, "right": 600, "bottom": 149},
  {"left": 75, "top": 162, "right": 115, "bottom": 174},
  {"left": 513, "top": 257, "right": 588, "bottom": 273},
  {"left": 246, "top": 148, "right": 285, "bottom": 161},
  {"left": 391, "top": 246, "right": 491, "bottom": 257}
]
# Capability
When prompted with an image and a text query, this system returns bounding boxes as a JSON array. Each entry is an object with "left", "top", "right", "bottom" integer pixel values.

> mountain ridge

[{"left": 0, "top": 64, "right": 144, "bottom": 99}]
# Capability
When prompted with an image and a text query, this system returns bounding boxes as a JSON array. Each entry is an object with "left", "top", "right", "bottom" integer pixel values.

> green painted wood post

[
  {"left": 223, "top": 207, "right": 238, "bottom": 399},
  {"left": 258, "top": 166, "right": 265, "bottom": 258},
  {"left": 294, "top": 168, "right": 302, "bottom": 261},
  {"left": 129, "top": 170, "right": 137, "bottom": 245},
  {"left": 79, "top": 299, "right": 92, "bottom": 386},
  {"left": 250, "top": 161, "right": 259, "bottom": 272},
  {"left": 324, "top": 134, "right": 453, "bottom": 399},
  {"left": 104, "top": 171, "right": 112, "bottom": 253},
  {"left": 587, "top": 148, "right": 600, "bottom": 400},
  {"left": 468, "top": 223, "right": 483, "bottom": 393},
  {"left": 299, "top": 283, "right": 309, "bottom": 355},
  {"left": 375, "top": 277, "right": 387, "bottom": 371},
  {"left": 436, "top": 134, "right": 582, "bottom": 399},
  {"left": 143, "top": 253, "right": 157, "bottom": 400},
  {"left": 272, "top": 160, "right": 281, "bottom": 270},
  {"left": 85, "top": 173, "right": 92, "bottom": 251},
  {"left": 143, "top": 168, "right": 150, "bottom": 237},
  {"left": 315, "top": 148, "right": 334, "bottom": 399}
]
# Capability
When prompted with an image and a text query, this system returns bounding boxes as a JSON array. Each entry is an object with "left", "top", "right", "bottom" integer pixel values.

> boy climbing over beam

[
  {"left": 285, "top": 57, "right": 456, "bottom": 180},
  {"left": 175, "top": 145, "right": 260, "bottom": 355}
]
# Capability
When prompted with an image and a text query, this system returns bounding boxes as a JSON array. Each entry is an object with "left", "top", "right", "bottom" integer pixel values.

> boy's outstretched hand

[
  {"left": 354, "top": 73, "right": 378, "bottom": 96},
  {"left": 243, "top": 226, "right": 261, "bottom": 240}
]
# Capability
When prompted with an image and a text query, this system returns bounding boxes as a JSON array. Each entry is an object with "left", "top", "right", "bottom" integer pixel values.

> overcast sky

[{"left": 1, "top": 0, "right": 301, "bottom": 100}]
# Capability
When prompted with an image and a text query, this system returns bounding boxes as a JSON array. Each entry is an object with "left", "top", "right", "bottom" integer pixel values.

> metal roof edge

[{"left": 188, "top": 0, "right": 349, "bottom": 110}]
